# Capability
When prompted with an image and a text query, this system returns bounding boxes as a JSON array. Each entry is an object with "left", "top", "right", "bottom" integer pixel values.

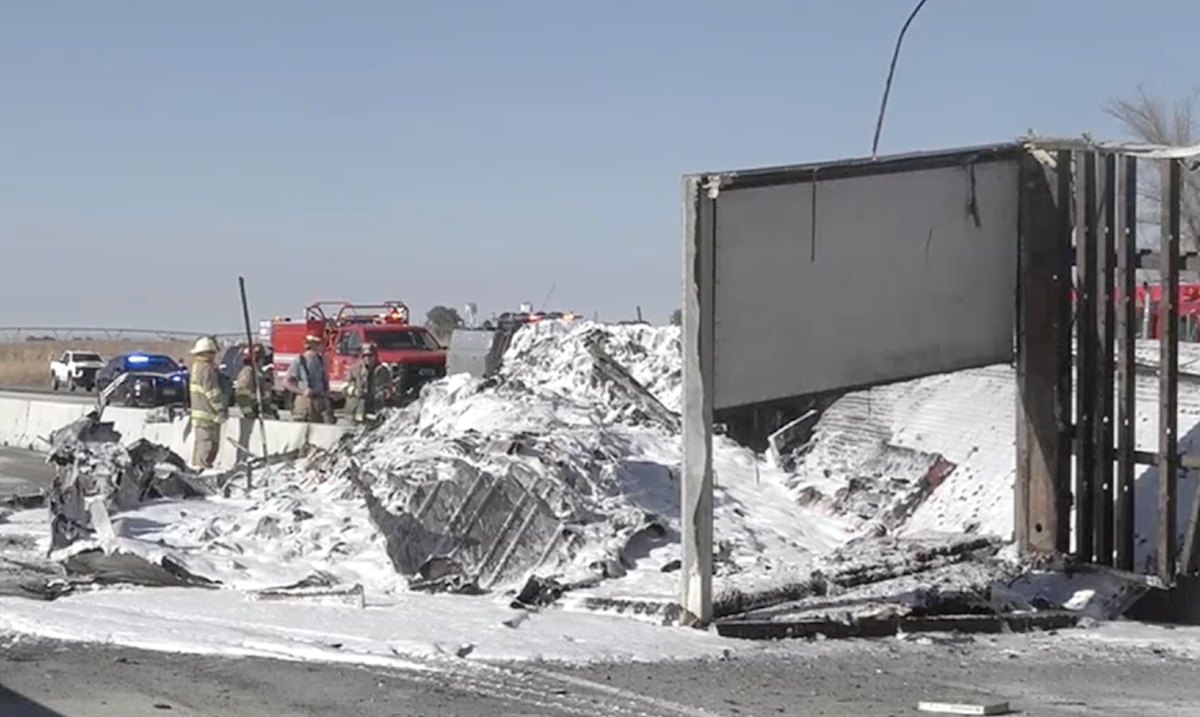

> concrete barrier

[
  {"left": 140, "top": 414, "right": 349, "bottom": 467},
  {"left": 0, "top": 396, "right": 93, "bottom": 451},
  {"left": 0, "top": 393, "right": 352, "bottom": 469}
]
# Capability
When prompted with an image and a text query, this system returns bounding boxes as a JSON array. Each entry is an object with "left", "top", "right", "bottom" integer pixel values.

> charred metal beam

[
  {"left": 715, "top": 611, "right": 1084, "bottom": 641},
  {"left": 1115, "top": 155, "right": 1138, "bottom": 572},
  {"left": 1128, "top": 250, "right": 1200, "bottom": 272},
  {"left": 1015, "top": 151, "right": 1071, "bottom": 555},
  {"left": 1174, "top": 161, "right": 1200, "bottom": 575},
  {"left": 1094, "top": 154, "right": 1117, "bottom": 565},
  {"left": 1159, "top": 159, "right": 1181, "bottom": 584},
  {"left": 1074, "top": 151, "right": 1098, "bottom": 562},
  {"left": 1072, "top": 434, "right": 1200, "bottom": 470},
  {"left": 1054, "top": 150, "right": 1075, "bottom": 554}
]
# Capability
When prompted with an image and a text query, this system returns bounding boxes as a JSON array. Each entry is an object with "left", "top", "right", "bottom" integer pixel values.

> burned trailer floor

[
  {"left": 709, "top": 534, "right": 1154, "bottom": 641},
  {"left": 561, "top": 532, "right": 1154, "bottom": 640}
]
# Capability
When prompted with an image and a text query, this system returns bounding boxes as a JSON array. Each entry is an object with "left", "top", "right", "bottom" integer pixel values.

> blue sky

[{"left": 1, "top": 0, "right": 1196, "bottom": 332}]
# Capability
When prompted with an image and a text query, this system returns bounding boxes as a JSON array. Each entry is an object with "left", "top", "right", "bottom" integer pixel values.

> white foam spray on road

[
  {"left": 0, "top": 320, "right": 849, "bottom": 664},
  {"left": 3, "top": 324, "right": 1200, "bottom": 666}
]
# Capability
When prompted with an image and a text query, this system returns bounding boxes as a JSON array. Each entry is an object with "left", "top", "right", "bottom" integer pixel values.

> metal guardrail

[{"left": 0, "top": 327, "right": 243, "bottom": 343}]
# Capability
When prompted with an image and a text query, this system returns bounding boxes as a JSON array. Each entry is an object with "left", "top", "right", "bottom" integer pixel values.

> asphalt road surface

[
  {"left": 4, "top": 433, "right": 1200, "bottom": 714},
  {"left": 0, "top": 446, "right": 53, "bottom": 497},
  {"left": 0, "top": 387, "right": 94, "bottom": 405},
  {"left": 4, "top": 630, "right": 1200, "bottom": 717}
]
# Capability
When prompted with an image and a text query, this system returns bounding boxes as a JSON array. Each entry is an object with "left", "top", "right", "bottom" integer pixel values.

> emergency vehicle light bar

[{"left": 302, "top": 300, "right": 411, "bottom": 327}]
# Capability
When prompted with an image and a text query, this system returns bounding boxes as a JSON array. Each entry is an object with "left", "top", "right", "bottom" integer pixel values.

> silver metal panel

[
  {"left": 446, "top": 329, "right": 496, "bottom": 378},
  {"left": 709, "top": 160, "right": 1020, "bottom": 410}
]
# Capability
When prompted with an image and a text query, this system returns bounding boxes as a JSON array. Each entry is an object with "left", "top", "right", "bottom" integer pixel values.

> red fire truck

[
  {"left": 1071, "top": 282, "right": 1200, "bottom": 341},
  {"left": 269, "top": 300, "right": 447, "bottom": 408}
]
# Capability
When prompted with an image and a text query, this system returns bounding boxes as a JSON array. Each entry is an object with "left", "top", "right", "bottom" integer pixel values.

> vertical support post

[
  {"left": 1074, "top": 151, "right": 1098, "bottom": 562},
  {"left": 680, "top": 174, "right": 715, "bottom": 625},
  {"left": 1015, "top": 152, "right": 1069, "bottom": 554},
  {"left": 1054, "top": 150, "right": 1075, "bottom": 553},
  {"left": 1093, "top": 153, "right": 1117, "bottom": 565},
  {"left": 1159, "top": 159, "right": 1181, "bottom": 582},
  {"left": 1115, "top": 154, "right": 1138, "bottom": 572}
]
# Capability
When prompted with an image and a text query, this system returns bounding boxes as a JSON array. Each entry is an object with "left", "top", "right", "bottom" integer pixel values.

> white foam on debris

[
  {"left": 6, "top": 325, "right": 1200, "bottom": 664},
  {"left": 785, "top": 338, "right": 1200, "bottom": 574},
  {"left": 784, "top": 365, "right": 1018, "bottom": 540},
  {"left": 503, "top": 320, "right": 685, "bottom": 413},
  {"left": 0, "top": 320, "right": 849, "bottom": 663},
  {"left": 335, "top": 320, "right": 845, "bottom": 598},
  {"left": 9, "top": 322, "right": 849, "bottom": 600}
]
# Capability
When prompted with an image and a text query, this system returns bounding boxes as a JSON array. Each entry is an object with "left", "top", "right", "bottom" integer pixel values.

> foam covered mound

[
  {"left": 49, "top": 321, "right": 843, "bottom": 598},
  {"left": 2, "top": 321, "right": 1161, "bottom": 624},
  {"left": 783, "top": 365, "right": 1018, "bottom": 540}
]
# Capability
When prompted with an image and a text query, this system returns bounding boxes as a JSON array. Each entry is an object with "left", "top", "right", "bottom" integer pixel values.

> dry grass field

[{"left": 0, "top": 340, "right": 192, "bottom": 389}]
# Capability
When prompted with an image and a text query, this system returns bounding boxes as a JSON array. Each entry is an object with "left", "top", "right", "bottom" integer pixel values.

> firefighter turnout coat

[
  {"left": 345, "top": 360, "right": 393, "bottom": 421},
  {"left": 189, "top": 361, "right": 228, "bottom": 427},
  {"left": 234, "top": 364, "right": 273, "bottom": 417},
  {"left": 188, "top": 359, "right": 227, "bottom": 469}
]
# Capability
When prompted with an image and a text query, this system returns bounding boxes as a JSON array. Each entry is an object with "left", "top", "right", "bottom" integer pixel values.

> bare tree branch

[{"left": 1104, "top": 86, "right": 1200, "bottom": 251}]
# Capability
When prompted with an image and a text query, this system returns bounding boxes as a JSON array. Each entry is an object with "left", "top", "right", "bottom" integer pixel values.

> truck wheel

[{"left": 50, "top": 375, "right": 59, "bottom": 391}]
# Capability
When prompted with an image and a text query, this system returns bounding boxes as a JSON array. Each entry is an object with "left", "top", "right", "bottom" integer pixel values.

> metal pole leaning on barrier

[
  {"left": 95, "top": 372, "right": 131, "bottom": 419},
  {"left": 238, "top": 276, "right": 270, "bottom": 493}
]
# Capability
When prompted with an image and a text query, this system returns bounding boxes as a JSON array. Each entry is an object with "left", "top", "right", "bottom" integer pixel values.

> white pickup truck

[{"left": 49, "top": 350, "right": 106, "bottom": 392}]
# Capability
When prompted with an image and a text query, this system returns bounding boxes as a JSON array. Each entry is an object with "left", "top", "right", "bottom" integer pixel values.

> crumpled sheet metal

[
  {"left": 43, "top": 413, "right": 210, "bottom": 558},
  {"left": 1021, "top": 134, "right": 1200, "bottom": 161},
  {"left": 348, "top": 458, "right": 572, "bottom": 593}
]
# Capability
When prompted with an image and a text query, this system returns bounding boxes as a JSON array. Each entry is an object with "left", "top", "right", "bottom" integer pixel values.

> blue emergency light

[{"left": 126, "top": 354, "right": 150, "bottom": 364}]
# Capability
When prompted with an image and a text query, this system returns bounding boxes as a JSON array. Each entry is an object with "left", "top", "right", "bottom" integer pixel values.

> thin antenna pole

[
  {"left": 870, "top": 0, "right": 931, "bottom": 159},
  {"left": 539, "top": 282, "right": 556, "bottom": 311}
]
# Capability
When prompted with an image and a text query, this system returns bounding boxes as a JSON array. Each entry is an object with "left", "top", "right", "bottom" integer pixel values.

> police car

[{"left": 95, "top": 352, "right": 190, "bottom": 408}]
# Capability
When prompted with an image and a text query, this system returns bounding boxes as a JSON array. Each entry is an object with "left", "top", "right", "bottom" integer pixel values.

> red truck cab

[{"left": 270, "top": 301, "right": 447, "bottom": 407}]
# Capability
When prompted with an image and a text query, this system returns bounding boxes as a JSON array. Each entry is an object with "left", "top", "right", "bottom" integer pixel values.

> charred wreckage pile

[
  {"left": 0, "top": 322, "right": 1148, "bottom": 639},
  {"left": 0, "top": 411, "right": 220, "bottom": 600}
]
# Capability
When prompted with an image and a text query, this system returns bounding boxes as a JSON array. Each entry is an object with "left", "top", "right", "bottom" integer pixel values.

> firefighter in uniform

[
  {"left": 344, "top": 342, "right": 393, "bottom": 423},
  {"left": 187, "top": 336, "right": 228, "bottom": 470},
  {"left": 284, "top": 334, "right": 334, "bottom": 424},
  {"left": 234, "top": 344, "right": 277, "bottom": 419}
]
